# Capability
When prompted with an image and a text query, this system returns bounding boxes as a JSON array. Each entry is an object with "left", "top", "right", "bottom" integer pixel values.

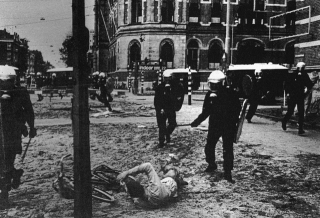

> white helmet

[
  {"left": 93, "top": 71, "right": 99, "bottom": 76},
  {"left": 37, "top": 72, "right": 42, "bottom": 76},
  {"left": 0, "top": 65, "right": 16, "bottom": 80},
  {"left": 255, "top": 68, "right": 262, "bottom": 79},
  {"left": 162, "top": 70, "right": 173, "bottom": 78},
  {"left": 296, "top": 62, "right": 306, "bottom": 70},
  {"left": 52, "top": 73, "right": 56, "bottom": 77},
  {"left": 208, "top": 70, "right": 226, "bottom": 83},
  {"left": 99, "top": 72, "right": 106, "bottom": 77}
]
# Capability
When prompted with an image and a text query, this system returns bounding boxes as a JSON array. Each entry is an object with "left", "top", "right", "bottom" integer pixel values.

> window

[
  {"left": 189, "top": 3, "right": 200, "bottom": 22},
  {"left": 160, "top": 41, "right": 174, "bottom": 68},
  {"left": 208, "top": 41, "right": 223, "bottom": 69},
  {"left": 7, "top": 52, "right": 11, "bottom": 60},
  {"left": 187, "top": 40, "right": 199, "bottom": 70},
  {"left": 211, "top": 1, "right": 222, "bottom": 18},
  {"left": 129, "top": 42, "right": 141, "bottom": 66},
  {"left": 7, "top": 43, "right": 12, "bottom": 50},
  {"left": 223, "top": 0, "right": 239, "bottom": 4},
  {"left": 161, "top": 0, "right": 174, "bottom": 22},
  {"left": 131, "top": 0, "right": 142, "bottom": 24}
]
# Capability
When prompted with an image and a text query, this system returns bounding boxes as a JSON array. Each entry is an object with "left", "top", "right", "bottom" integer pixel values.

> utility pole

[
  {"left": 93, "top": 0, "right": 99, "bottom": 72},
  {"left": 72, "top": 0, "right": 92, "bottom": 217},
  {"left": 225, "top": 0, "right": 231, "bottom": 72}
]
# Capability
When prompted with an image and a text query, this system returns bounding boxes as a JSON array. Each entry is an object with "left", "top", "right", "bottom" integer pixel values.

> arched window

[
  {"left": 187, "top": 40, "right": 199, "bottom": 70},
  {"left": 131, "top": 0, "right": 142, "bottom": 24},
  {"left": 160, "top": 41, "right": 174, "bottom": 68},
  {"left": 161, "top": 0, "right": 174, "bottom": 23},
  {"left": 208, "top": 41, "right": 223, "bottom": 69},
  {"left": 129, "top": 42, "right": 141, "bottom": 67}
]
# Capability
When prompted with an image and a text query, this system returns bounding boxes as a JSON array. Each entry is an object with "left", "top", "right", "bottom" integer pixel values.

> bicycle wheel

[
  {"left": 92, "top": 171, "right": 121, "bottom": 191},
  {"left": 92, "top": 186, "right": 115, "bottom": 203}
]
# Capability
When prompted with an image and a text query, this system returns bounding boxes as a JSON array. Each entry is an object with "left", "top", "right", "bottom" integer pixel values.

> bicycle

[{"left": 52, "top": 155, "right": 122, "bottom": 203}]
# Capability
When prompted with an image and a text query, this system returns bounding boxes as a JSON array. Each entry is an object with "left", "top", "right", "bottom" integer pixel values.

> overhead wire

[
  {"left": 0, "top": 14, "right": 94, "bottom": 28},
  {"left": 0, "top": 5, "right": 94, "bottom": 20}
]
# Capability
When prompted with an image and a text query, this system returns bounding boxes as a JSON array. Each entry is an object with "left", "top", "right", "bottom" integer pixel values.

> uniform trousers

[
  {"left": 205, "top": 127, "right": 234, "bottom": 171},
  {"left": 283, "top": 96, "right": 305, "bottom": 128},
  {"left": 156, "top": 110, "right": 177, "bottom": 143}
]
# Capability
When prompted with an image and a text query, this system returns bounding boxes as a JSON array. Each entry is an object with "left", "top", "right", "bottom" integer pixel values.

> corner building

[{"left": 98, "top": 0, "right": 297, "bottom": 88}]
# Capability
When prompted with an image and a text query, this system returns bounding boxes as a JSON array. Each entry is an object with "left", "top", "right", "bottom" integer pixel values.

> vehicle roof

[
  {"left": 47, "top": 67, "right": 73, "bottom": 72},
  {"left": 163, "top": 68, "right": 197, "bottom": 74},
  {"left": 228, "top": 63, "right": 288, "bottom": 71}
]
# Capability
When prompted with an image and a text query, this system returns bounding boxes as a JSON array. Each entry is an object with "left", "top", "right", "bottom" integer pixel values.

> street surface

[{"left": 1, "top": 90, "right": 319, "bottom": 218}]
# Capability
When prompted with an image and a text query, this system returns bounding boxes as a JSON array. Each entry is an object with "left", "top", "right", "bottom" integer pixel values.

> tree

[
  {"left": 59, "top": 34, "right": 74, "bottom": 67},
  {"left": 29, "top": 50, "right": 53, "bottom": 73}
]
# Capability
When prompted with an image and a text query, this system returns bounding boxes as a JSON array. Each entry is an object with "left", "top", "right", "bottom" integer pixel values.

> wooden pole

[{"left": 72, "top": 0, "right": 92, "bottom": 217}]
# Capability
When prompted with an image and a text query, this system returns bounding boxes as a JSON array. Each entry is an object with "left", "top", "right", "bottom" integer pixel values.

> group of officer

[{"left": 154, "top": 62, "right": 313, "bottom": 183}]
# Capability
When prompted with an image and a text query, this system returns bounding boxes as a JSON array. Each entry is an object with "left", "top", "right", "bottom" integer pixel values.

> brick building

[
  {"left": 97, "top": 0, "right": 298, "bottom": 88},
  {"left": 0, "top": 29, "right": 29, "bottom": 77},
  {"left": 293, "top": 0, "right": 320, "bottom": 71}
]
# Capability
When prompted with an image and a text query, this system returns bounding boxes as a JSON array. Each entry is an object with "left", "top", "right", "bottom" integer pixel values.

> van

[{"left": 227, "top": 63, "right": 288, "bottom": 101}]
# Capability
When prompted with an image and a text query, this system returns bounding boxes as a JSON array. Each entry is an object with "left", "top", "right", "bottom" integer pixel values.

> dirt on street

[{"left": 1, "top": 92, "right": 319, "bottom": 218}]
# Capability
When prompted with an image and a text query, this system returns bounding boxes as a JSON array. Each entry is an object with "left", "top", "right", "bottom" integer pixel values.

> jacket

[
  {"left": 154, "top": 80, "right": 184, "bottom": 112},
  {"left": 0, "top": 86, "right": 35, "bottom": 154},
  {"left": 192, "top": 87, "right": 241, "bottom": 131}
]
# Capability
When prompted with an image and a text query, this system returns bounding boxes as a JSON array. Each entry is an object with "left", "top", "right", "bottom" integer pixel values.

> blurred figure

[
  {"left": 246, "top": 68, "right": 262, "bottom": 123},
  {"left": 282, "top": 62, "right": 313, "bottom": 135},
  {"left": 35, "top": 72, "right": 42, "bottom": 89},
  {"left": 26, "top": 74, "right": 31, "bottom": 89},
  {"left": 0, "top": 65, "right": 37, "bottom": 208},
  {"left": 51, "top": 73, "right": 57, "bottom": 88}
]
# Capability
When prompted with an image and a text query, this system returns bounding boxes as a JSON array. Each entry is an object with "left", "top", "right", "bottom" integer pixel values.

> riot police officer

[
  {"left": 282, "top": 62, "right": 313, "bottom": 135},
  {"left": 98, "top": 72, "right": 112, "bottom": 111},
  {"left": 154, "top": 70, "right": 184, "bottom": 148},
  {"left": 245, "top": 68, "right": 262, "bottom": 123},
  {"left": 0, "top": 65, "right": 36, "bottom": 208},
  {"left": 191, "top": 70, "right": 241, "bottom": 182}
]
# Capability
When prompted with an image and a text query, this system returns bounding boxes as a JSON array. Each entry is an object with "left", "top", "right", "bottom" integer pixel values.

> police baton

[{"left": 21, "top": 138, "right": 32, "bottom": 163}]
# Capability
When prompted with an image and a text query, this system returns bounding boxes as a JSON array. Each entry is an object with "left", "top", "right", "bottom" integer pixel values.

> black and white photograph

[{"left": 0, "top": 0, "right": 319, "bottom": 217}]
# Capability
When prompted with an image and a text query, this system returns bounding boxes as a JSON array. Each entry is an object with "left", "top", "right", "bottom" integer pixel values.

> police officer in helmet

[
  {"left": 191, "top": 70, "right": 241, "bottom": 182},
  {"left": 282, "top": 62, "right": 313, "bottom": 135},
  {"left": 0, "top": 65, "right": 36, "bottom": 208},
  {"left": 154, "top": 70, "right": 184, "bottom": 148}
]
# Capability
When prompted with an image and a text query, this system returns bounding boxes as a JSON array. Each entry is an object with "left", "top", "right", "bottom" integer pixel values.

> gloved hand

[
  {"left": 29, "top": 127, "right": 37, "bottom": 138},
  {"left": 190, "top": 121, "right": 198, "bottom": 127},
  {"left": 160, "top": 109, "right": 165, "bottom": 115}
]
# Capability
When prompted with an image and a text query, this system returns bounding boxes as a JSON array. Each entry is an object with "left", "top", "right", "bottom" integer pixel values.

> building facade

[
  {"left": 97, "top": 0, "right": 298, "bottom": 88},
  {"left": 0, "top": 29, "right": 29, "bottom": 77},
  {"left": 293, "top": 0, "right": 320, "bottom": 71}
]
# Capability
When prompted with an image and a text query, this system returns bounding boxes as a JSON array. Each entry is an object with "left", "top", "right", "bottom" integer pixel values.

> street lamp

[{"left": 231, "top": 18, "right": 239, "bottom": 65}]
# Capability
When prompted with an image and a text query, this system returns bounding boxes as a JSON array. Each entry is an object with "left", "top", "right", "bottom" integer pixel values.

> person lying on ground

[{"left": 116, "top": 162, "right": 187, "bottom": 208}]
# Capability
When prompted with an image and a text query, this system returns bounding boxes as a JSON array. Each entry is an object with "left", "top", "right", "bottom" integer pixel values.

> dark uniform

[
  {"left": 98, "top": 76, "right": 112, "bottom": 111},
  {"left": 245, "top": 77, "right": 261, "bottom": 122},
  {"left": 282, "top": 69, "right": 313, "bottom": 133},
  {"left": 0, "top": 86, "right": 36, "bottom": 207},
  {"left": 154, "top": 80, "right": 184, "bottom": 147},
  {"left": 191, "top": 87, "right": 241, "bottom": 174}
]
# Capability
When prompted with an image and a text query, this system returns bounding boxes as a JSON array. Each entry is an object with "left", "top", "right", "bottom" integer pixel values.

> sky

[{"left": 0, "top": 0, "right": 94, "bottom": 68}]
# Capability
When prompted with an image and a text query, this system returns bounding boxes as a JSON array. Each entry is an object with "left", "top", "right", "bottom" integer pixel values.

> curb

[{"left": 255, "top": 112, "right": 320, "bottom": 130}]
